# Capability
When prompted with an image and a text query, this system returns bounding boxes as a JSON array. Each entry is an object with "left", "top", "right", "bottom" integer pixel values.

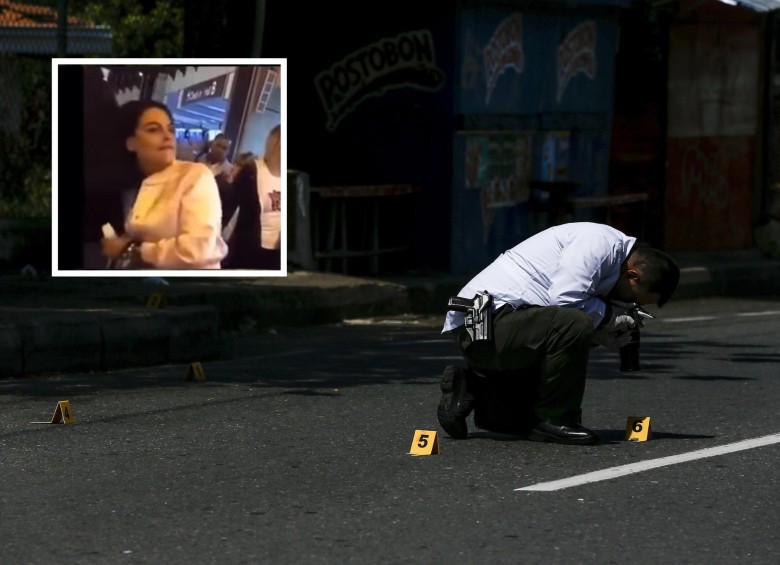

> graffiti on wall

[
  {"left": 464, "top": 132, "right": 532, "bottom": 242},
  {"left": 666, "top": 137, "right": 753, "bottom": 250},
  {"left": 556, "top": 21, "right": 597, "bottom": 103},
  {"left": 668, "top": 23, "right": 759, "bottom": 138},
  {"left": 680, "top": 142, "right": 736, "bottom": 209},
  {"left": 483, "top": 13, "right": 524, "bottom": 105},
  {"left": 315, "top": 30, "right": 445, "bottom": 131},
  {"left": 541, "top": 131, "right": 570, "bottom": 181}
]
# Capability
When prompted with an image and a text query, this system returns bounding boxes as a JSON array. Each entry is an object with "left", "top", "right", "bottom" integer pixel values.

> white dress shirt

[
  {"left": 125, "top": 160, "right": 229, "bottom": 269},
  {"left": 442, "top": 223, "right": 636, "bottom": 333}
]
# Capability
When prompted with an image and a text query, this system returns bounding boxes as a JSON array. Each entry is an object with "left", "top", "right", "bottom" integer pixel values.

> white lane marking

[
  {"left": 516, "top": 432, "right": 780, "bottom": 492},
  {"left": 661, "top": 316, "right": 716, "bottom": 323},
  {"left": 735, "top": 310, "right": 780, "bottom": 317}
]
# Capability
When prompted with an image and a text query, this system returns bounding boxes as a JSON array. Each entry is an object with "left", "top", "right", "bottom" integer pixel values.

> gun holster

[{"left": 447, "top": 291, "right": 494, "bottom": 343}]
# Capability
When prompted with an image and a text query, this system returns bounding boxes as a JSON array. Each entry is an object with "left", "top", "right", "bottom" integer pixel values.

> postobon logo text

[
  {"left": 315, "top": 30, "right": 445, "bottom": 131},
  {"left": 557, "top": 21, "right": 597, "bottom": 103}
]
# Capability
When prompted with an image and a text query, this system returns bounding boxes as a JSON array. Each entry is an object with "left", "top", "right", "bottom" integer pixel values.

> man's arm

[{"left": 547, "top": 234, "right": 619, "bottom": 327}]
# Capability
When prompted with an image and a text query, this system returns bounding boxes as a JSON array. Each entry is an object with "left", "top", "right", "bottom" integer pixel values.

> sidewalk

[{"left": 1, "top": 248, "right": 779, "bottom": 378}]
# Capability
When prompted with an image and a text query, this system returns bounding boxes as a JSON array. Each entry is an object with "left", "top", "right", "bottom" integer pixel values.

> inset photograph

[{"left": 53, "top": 59, "right": 286, "bottom": 276}]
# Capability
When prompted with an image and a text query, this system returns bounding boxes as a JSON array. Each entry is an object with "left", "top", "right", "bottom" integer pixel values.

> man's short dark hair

[{"left": 629, "top": 243, "right": 680, "bottom": 307}]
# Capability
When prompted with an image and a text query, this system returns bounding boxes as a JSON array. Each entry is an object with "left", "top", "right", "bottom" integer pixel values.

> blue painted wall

[{"left": 451, "top": 8, "right": 620, "bottom": 274}]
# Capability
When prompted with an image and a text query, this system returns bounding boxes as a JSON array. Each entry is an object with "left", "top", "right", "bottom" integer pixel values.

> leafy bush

[{"left": 0, "top": 57, "right": 51, "bottom": 219}]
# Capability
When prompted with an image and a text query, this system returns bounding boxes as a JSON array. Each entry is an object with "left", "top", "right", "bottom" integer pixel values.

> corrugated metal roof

[
  {"left": 0, "top": 0, "right": 98, "bottom": 28},
  {"left": 0, "top": 0, "right": 111, "bottom": 54}
]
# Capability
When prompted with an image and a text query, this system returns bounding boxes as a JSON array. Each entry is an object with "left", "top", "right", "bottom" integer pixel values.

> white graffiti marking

[
  {"left": 680, "top": 143, "right": 735, "bottom": 209},
  {"left": 557, "top": 21, "right": 597, "bottom": 103},
  {"left": 483, "top": 13, "right": 524, "bottom": 105}
]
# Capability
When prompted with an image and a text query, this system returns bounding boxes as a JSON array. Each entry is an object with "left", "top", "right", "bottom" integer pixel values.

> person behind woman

[
  {"left": 100, "top": 100, "right": 228, "bottom": 269},
  {"left": 197, "top": 133, "right": 233, "bottom": 179},
  {"left": 228, "top": 151, "right": 256, "bottom": 183},
  {"left": 225, "top": 125, "right": 282, "bottom": 270},
  {"left": 220, "top": 151, "right": 256, "bottom": 233}
]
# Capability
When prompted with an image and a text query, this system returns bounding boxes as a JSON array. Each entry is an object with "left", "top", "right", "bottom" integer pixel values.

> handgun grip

[{"left": 448, "top": 297, "right": 473, "bottom": 312}]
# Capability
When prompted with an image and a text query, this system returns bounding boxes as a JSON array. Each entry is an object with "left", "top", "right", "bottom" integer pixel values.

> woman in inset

[
  {"left": 100, "top": 100, "right": 228, "bottom": 269},
  {"left": 225, "top": 125, "right": 282, "bottom": 270}
]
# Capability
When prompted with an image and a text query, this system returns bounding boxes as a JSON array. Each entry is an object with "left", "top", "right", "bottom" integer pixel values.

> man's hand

[
  {"left": 607, "top": 314, "right": 637, "bottom": 333},
  {"left": 594, "top": 314, "right": 637, "bottom": 349}
]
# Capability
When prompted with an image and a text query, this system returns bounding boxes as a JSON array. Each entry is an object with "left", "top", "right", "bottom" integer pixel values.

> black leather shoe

[
  {"left": 527, "top": 421, "right": 600, "bottom": 445},
  {"left": 437, "top": 366, "right": 475, "bottom": 439}
]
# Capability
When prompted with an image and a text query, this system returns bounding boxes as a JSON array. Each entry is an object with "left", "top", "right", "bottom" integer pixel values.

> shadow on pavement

[{"left": 595, "top": 429, "right": 716, "bottom": 445}]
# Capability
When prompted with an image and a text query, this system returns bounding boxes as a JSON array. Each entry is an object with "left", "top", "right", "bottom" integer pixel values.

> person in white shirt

[
  {"left": 438, "top": 222, "right": 679, "bottom": 445},
  {"left": 257, "top": 125, "right": 282, "bottom": 257},
  {"left": 224, "top": 125, "right": 282, "bottom": 270},
  {"left": 100, "top": 100, "right": 228, "bottom": 269}
]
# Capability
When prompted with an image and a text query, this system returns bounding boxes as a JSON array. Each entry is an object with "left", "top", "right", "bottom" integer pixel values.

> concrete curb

[
  {"left": 0, "top": 306, "right": 219, "bottom": 378},
  {"left": 149, "top": 279, "right": 411, "bottom": 329}
]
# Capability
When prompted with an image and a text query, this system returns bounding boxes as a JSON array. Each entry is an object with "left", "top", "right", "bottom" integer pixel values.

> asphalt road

[{"left": 1, "top": 296, "right": 779, "bottom": 564}]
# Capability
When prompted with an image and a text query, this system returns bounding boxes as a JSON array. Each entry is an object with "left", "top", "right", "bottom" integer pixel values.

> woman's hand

[{"left": 101, "top": 235, "right": 133, "bottom": 260}]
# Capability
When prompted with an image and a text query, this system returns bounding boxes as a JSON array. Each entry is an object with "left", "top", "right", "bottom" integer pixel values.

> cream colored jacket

[{"left": 125, "top": 160, "right": 228, "bottom": 269}]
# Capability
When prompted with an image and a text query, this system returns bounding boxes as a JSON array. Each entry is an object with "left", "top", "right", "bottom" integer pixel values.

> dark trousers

[{"left": 454, "top": 305, "right": 594, "bottom": 429}]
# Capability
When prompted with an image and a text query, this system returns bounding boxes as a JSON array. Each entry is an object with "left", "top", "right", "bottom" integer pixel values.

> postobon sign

[{"left": 315, "top": 29, "right": 445, "bottom": 131}]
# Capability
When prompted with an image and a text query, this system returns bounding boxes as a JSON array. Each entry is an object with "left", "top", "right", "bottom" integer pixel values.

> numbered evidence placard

[
  {"left": 185, "top": 362, "right": 206, "bottom": 382},
  {"left": 147, "top": 292, "right": 168, "bottom": 308},
  {"left": 625, "top": 416, "right": 652, "bottom": 442},
  {"left": 31, "top": 400, "right": 74, "bottom": 424},
  {"left": 409, "top": 430, "right": 440, "bottom": 456}
]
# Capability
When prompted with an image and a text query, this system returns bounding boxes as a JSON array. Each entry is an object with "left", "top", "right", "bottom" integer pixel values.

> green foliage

[
  {"left": 0, "top": 57, "right": 52, "bottom": 219},
  {"left": 0, "top": 0, "right": 185, "bottom": 219},
  {"left": 75, "top": 0, "right": 184, "bottom": 58}
]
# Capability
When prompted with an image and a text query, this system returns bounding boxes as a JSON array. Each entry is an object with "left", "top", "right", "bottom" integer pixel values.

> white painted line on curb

[
  {"left": 661, "top": 316, "right": 717, "bottom": 323},
  {"left": 735, "top": 311, "right": 780, "bottom": 317},
  {"left": 515, "top": 432, "right": 780, "bottom": 492}
]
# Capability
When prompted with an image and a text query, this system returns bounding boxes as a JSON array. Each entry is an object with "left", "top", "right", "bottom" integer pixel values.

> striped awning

[{"left": 102, "top": 65, "right": 196, "bottom": 93}]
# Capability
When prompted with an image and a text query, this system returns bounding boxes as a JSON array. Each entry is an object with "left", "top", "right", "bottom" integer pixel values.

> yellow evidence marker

[
  {"left": 185, "top": 362, "right": 206, "bottom": 382},
  {"left": 625, "top": 416, "right": 652, "bottom": 442},
  {"left": 147, "top": 292, "right": 168, "bottom": 309},
  {"left": 409, "top": 430, "right": 440, "bottom": 456},
  {"left": 31, "top": 400, "right": 74, "bottom": 425}
]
